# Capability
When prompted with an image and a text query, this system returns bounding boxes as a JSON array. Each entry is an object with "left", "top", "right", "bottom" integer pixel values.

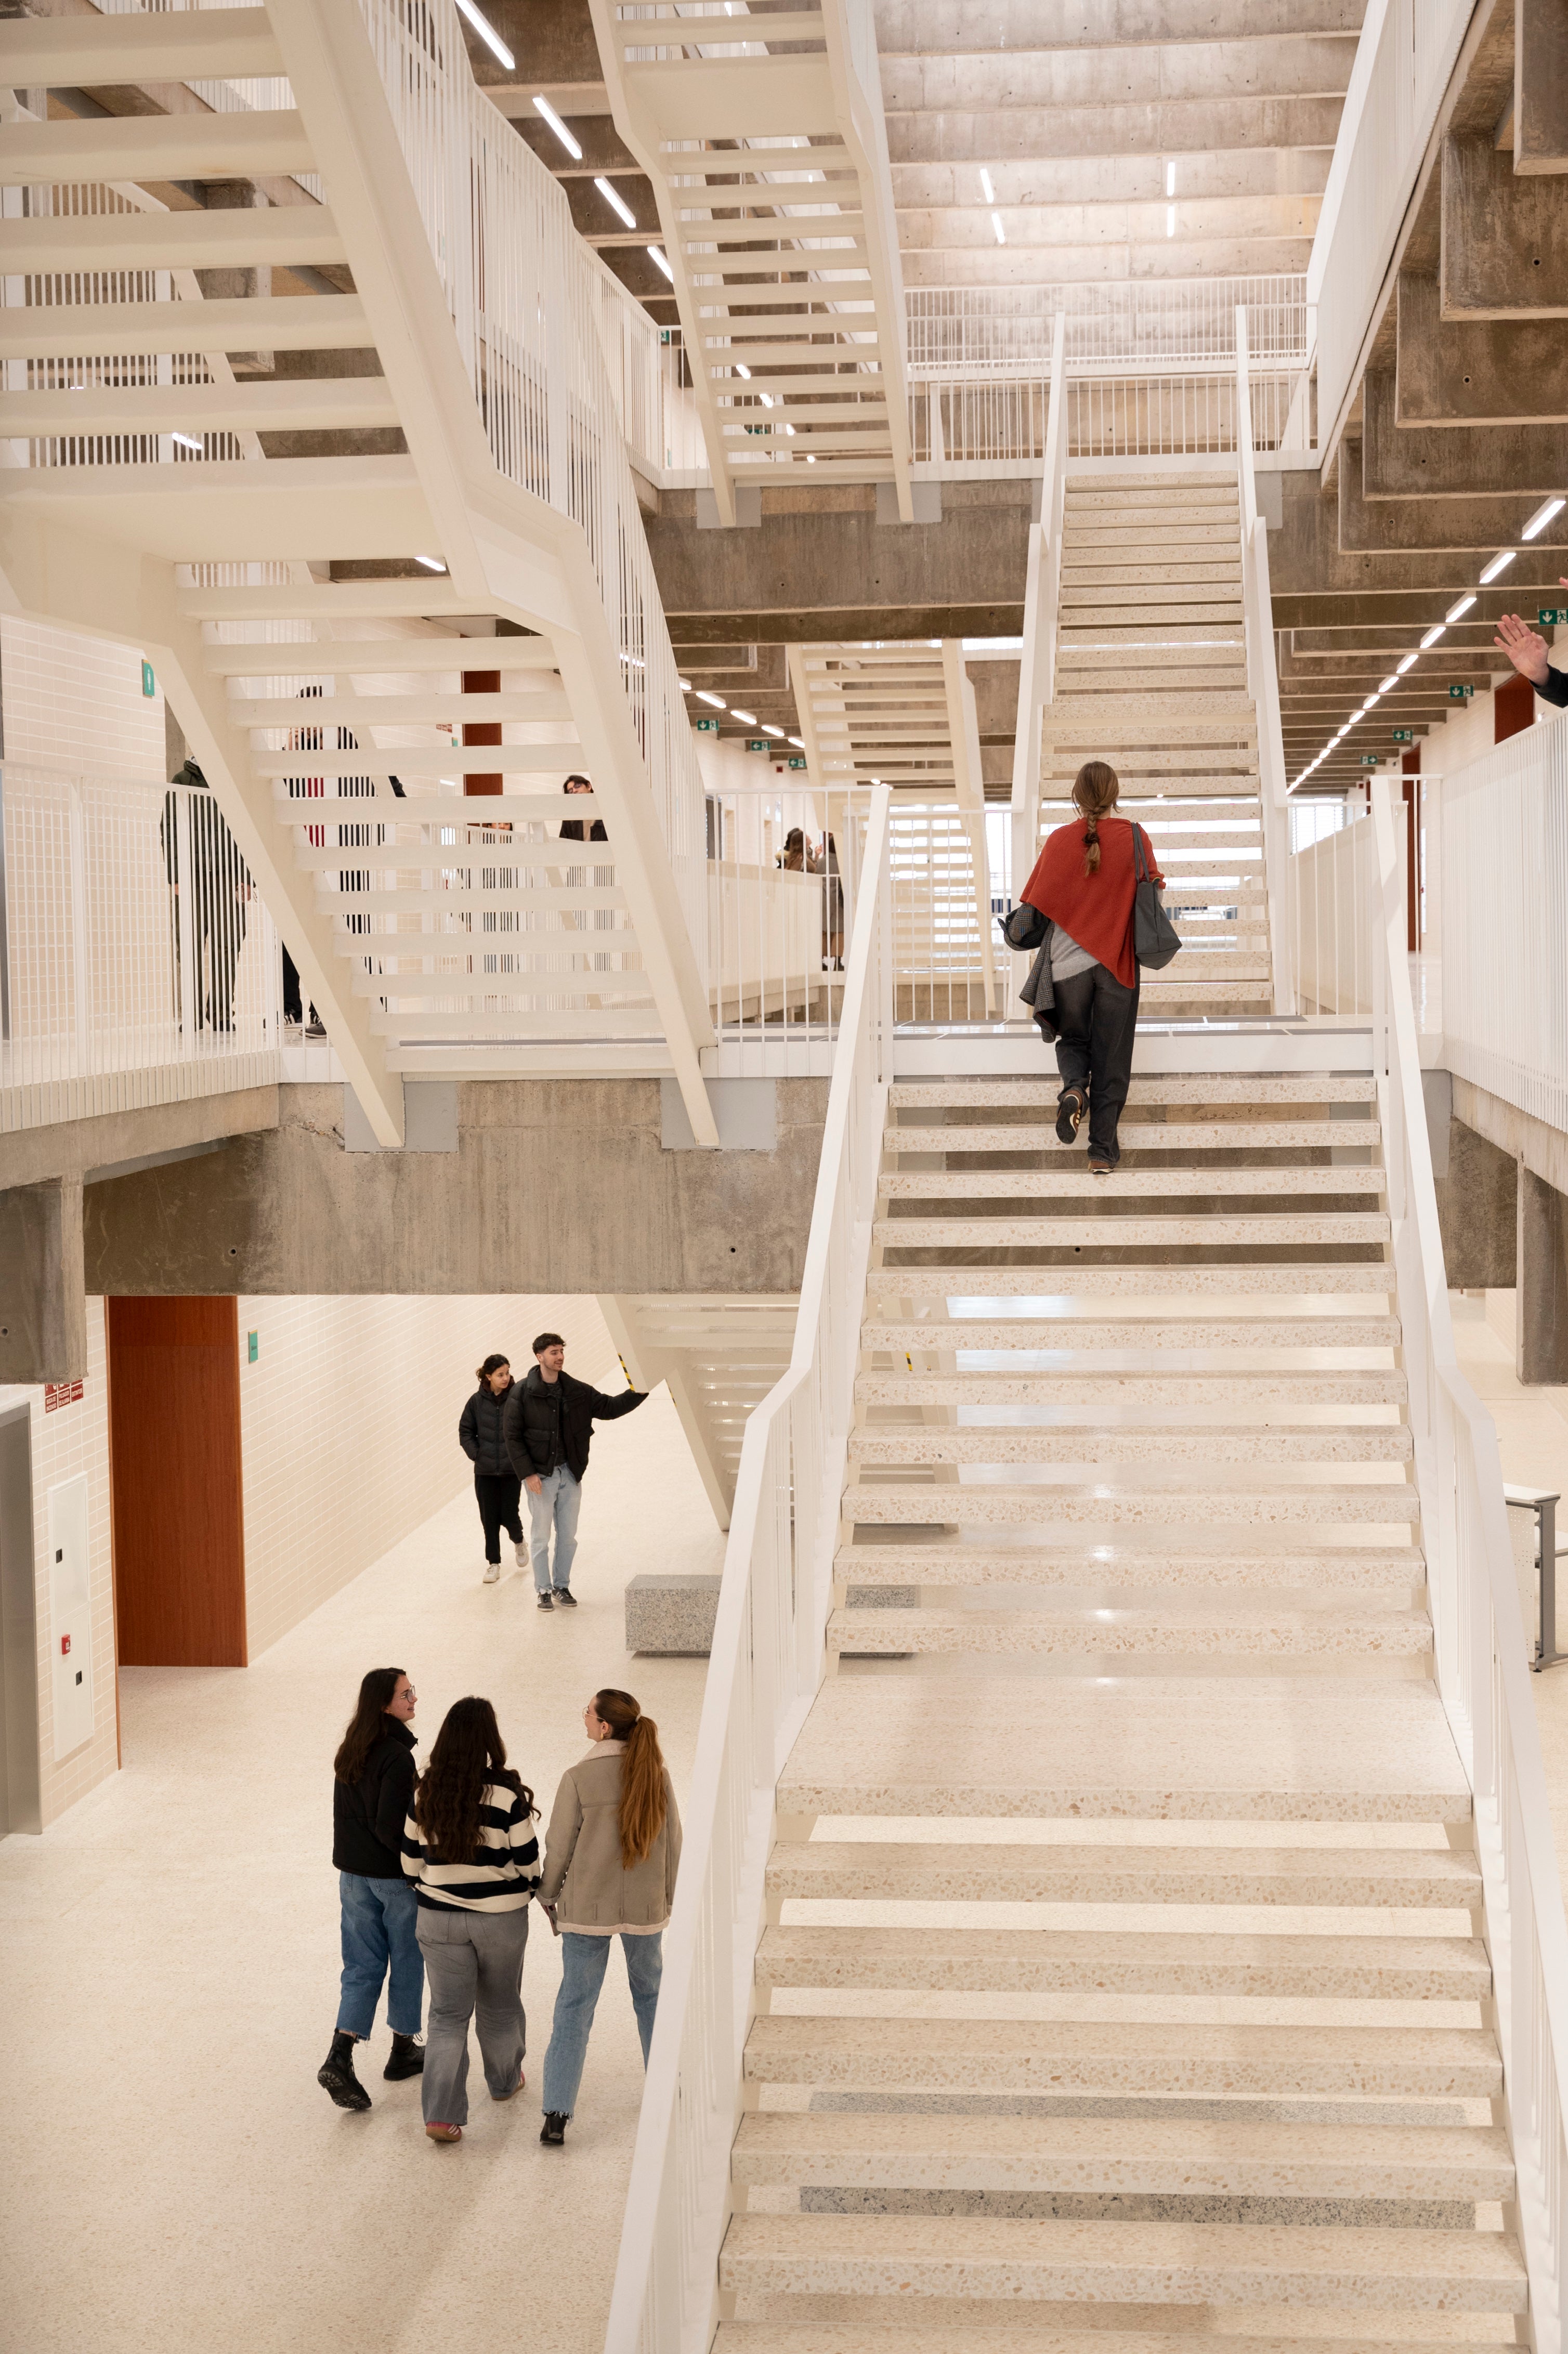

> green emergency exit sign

[
  {"left": 788, "top": 755, "right": 807, "bottom": 770},
  {"left": 695, "top": 715, "right": 720, "bottom": 735},
  {"left": 1448, "top": 683, "right": 1474, "bottom": 699},
  {"left": 1360, "top": 754, "right": 1381, "bottom": 766},
  {"left": 141, "top": 660, "right": 155, "bottom": 697},
  {"left": 1539, "top": 608, "right": 1568, "bottom": 625},
  {"left": 746, "top": 737, "right": 769, "bottom": 753},
  {"left": 1392, "top": 727, "right": 1413, "bottom": 742}
]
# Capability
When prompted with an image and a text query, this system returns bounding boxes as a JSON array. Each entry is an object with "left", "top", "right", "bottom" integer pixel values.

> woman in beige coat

[{"left": 537, "top": 1686, "right": 682, "bottom": 2146}]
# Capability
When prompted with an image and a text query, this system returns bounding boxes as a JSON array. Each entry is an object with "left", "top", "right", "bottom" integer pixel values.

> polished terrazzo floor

[{"left": 0, "top": 1388, "right": 721, "bottom": 2354}]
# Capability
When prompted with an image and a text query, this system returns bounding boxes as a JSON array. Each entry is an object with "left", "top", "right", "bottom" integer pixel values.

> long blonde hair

[
  {"left": 1072, "top": 760, "right": 1120, "bottom": 875},
  {"left": 595, "top": 1687, "right": 668, "bottom": 1866}
]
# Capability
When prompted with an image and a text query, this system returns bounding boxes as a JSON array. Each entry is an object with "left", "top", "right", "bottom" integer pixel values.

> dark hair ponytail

[
  {"left": 477, "top": 1352, "right": 510, "bottom": 1382},
  {"left": 1073, "top": 760, "right": 1120, "bottom": 875}
]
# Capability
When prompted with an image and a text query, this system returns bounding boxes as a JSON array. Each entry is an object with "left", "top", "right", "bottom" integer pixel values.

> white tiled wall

[
  {"left": 1, "top": 614, "right": 166, "bottom": 782},
  {"left": 0, "top": 1300, "right": 120, "bottom": 1828},
  {"left": 237, "top": 1294, "right": 619, "bottom": 1660}
]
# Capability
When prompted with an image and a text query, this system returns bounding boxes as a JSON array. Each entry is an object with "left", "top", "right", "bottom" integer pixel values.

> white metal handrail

[
  {"left": 907, "top": 276, "right": 1310, "bottom": 378},
  {"left": 1434, "top": 718, "right": 1568, "bottom": 1137},
  {"left": 1009, "top": 310, "right": 1066, "bottom": 902},
  {"left": 1365, "top": 771, "right": 1568, "bottom": 2349},
  {"left": 603, "top": 787, "right": 893, "bottom": 2354},
  {"left": 1235, "top": 307, "right": 1295, "bottom": 1016}
]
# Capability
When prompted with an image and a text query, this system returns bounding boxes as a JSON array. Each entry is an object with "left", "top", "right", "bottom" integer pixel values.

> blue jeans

[
  {"left": 336, "top": 1871, "right": 423, "bottom": 2038},
  {"left": 541, "top": 1931, "right": 662, "bottom": 2118},
  {"left": 526, "top": 1466, "right": 582, "bottom": 1593}
]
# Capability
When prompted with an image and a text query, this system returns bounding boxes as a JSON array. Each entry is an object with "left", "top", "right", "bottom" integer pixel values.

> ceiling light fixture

[
  {"left": 979, "top": 167, "right": 996, "bottom": 204},
  {"left": 1446, "top": 594, "right": 1476, "bottom": 622},
  {"left": 414, "top": 555, "right": 447, "bottom": 573},
  {"left": 991, "top": 210, "right": 1005, "bottom": 244},
  {"left": 734, "top": 362, "right": 752, "bottom": 380},
  {"left": 1523, "top": 495, "right": 1565, "bottom": 541},
  {"left": 647, "top": 244, "right": 674, "bottom": 281},
  {"left": 695, "top": 690, "right": 725, "bottom": 710},
  {"left": 730, "top": 708, "right": 757, "bottom": 724},
  {"left": 678, "top": 677, "right": 691, "bottom": 691},
  {"left": 594, "top": 176, "right": 637, "bottom": 229},
  {"left": 1378, "top": 674, "right": 1399, "bottom": 692},
  {"left": 788, "top": 736, "right": 804, "bottom": 748},
  {"left": 1420, "top": 624, "right": 1446, "bottom": 648},
  {"left": 1396, "top": 652, "right": 1417, "bottom": 673},
  {"left": 532, "top": 93, "right": 580, "bottom": 156},
  {"left": 171, "top": 431, "right": 202, "bottom": 451},
  {"left": 1479, "top": 551, "right": 1515, "bottom": 584},
  {"left": 762, "top": 723, "right": 785, "bottom": 737}
]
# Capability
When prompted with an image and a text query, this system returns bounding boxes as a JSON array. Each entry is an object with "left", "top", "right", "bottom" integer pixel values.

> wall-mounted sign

[
  {"left": 1539, "top": 608, "right": 1568, "bottom": 625},
  {"left": 746, "top": 738, "right": 769, "bottom": 753},
  {"left": 1392, "top": 727, "right": 1414, "bottom": 742},
  {"left": 1360, "top": 754, "right": 1381, "bottom": 766},
  {"left": 247, "top": 1331, "right": 259, "bottom": 1364},
  {"left": 1448, "top": 683, "right": 1474, "bottom": 699},
  {"left": 141, "top": 660, "right": 155, "bottom": 697},
  {"left": 694, "top": 715, "right": 720, "bottom": 735},
  {"left": 788, "top": 755, "right": 808, "bottom": 770}
]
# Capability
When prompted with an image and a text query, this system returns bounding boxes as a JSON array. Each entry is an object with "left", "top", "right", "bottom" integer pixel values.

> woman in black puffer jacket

[{"left": 459, "top": 1355, "right": 524, "bottom": 1587}]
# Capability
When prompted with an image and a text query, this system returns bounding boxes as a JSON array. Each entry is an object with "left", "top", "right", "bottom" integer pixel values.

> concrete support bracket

[
  {"left": 1517, "top": 1163, "right": 1568, "bottom": 1384},
  {"left": 0, "top": 1178, "right": 87, "bottom": 1385}
]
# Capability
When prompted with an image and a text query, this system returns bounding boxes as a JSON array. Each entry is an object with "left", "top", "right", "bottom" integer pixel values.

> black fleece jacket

[
  {"left": 333, "top": 1717, "right": 419, "bottom": 1880},
  {"left": 502, "top": 1364, "right": 647, "bottom": 1483},
  {"left": 459, "top": 1381, "right": 514, "bottom": 1477}
]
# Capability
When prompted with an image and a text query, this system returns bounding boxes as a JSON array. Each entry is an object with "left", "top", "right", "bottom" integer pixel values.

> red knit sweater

[{"left": 1020, "top": 815, "right": 1164, "bottom": 990}]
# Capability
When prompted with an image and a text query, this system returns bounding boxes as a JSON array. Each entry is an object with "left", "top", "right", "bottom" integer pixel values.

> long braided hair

[{"left": 1073, "top": 760, "right": 1120, "bottom": 875}]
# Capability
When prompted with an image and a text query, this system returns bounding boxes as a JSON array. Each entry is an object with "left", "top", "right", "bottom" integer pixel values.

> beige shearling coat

[{"left": 538, "top": 1741, "right": 682, "bottom": 1933}]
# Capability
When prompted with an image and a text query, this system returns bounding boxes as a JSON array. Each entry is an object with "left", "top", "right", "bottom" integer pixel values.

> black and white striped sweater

[{"left": 401, "top": 1782, "right": 542, "bottom": 1913}]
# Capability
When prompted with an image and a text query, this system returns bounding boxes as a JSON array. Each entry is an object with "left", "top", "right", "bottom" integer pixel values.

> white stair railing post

[{"left": 1235, "top": 303, "right": 1295, "bottom": 1015}]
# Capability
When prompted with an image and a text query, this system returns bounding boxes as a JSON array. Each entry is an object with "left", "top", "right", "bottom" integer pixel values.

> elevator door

[{"left": 107, "top": 1298, "right": 246, "bottom": 1667}]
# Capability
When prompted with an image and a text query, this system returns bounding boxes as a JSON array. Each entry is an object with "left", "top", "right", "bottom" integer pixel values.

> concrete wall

[
  {"left": 0, "top": 1301, "right": 120, "bottom": 1827},
  {"left": 83, "top": 1077, "right": 829, "bottom": 1297},
  {"left": 238, "top": 1292, "right": 618, "bottom": 1659}
]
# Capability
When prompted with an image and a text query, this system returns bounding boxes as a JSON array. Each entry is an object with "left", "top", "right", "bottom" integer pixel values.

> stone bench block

[{"left": 625, "top": 1571, "right": 723, "bottom": 1656}]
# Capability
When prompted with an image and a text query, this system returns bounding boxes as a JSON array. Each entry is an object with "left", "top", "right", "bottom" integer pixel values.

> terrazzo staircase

[
  {"left": 714, "top": 1072, "right": 1524, "bottom": 2351},
  {"left": 1043, "top": 465, "right": 1273, "bottom": 1021}
]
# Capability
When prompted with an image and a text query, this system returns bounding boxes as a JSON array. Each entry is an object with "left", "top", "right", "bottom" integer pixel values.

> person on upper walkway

[
  {"left": 400, "top": 1695, "right": 541, "bottom": 2146},
  {"left": 460, "top": 1353, "right": 524, "bottom": 1586},
  {"left": 318, "top": 1666, "right": 425, "bottom": 2113},
  {"left": 1019, "top": 760, "right": 1165, "bottom": 1175},
  {"left": 536, "top": 1687, "right": 682, "bottom": 2148},
  {"left": 503, "top": 1333, "right": 648, "bottom": 1612},
  {"left": 558, "top": 771, "right": 608, "bottom": 844}
]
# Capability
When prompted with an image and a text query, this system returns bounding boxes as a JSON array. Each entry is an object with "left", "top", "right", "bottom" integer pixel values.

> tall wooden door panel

[{"left": 107, "top": 1298, "right": 245, "bottom": 1667}]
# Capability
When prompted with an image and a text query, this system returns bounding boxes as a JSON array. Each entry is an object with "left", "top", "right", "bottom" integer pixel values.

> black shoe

[
  {"left": 1055, "top": 1086, "right": 1087, "bottom": 1145},
  {"left": 553, "top": 1587, "right": 578, "bottom": 1606},
  {"left": 318, "top": 2031, "right": 372, "bottom": 2111},
  {"left": 540, "top": 2112, "right": 568, "bottom": 2146},
  {"left": 384, "top": 2033, "right": 425, "bottom": 2082},
  {"left": 537, "top": 1591, "right": 554, "bottom": 1611}
]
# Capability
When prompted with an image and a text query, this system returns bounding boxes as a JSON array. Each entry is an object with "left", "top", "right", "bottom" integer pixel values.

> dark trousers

[
  {"left": 1052, "top": 963, "right": 1140, "bottom": 1163},
  {"left": 474, "top": 1471, "right": 523, "bottom": 1564}
]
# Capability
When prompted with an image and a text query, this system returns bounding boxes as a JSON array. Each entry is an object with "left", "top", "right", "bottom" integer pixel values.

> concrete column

[
  {"left": 1518, "top": 1165, "right": 1568, "bottom": 1385},
  {"left": 0, "top": 1180, "right": 87, "bottom": 1385},
  {"left": 1428, "top": 1083, "right": 1518, "bottom": 1289}
]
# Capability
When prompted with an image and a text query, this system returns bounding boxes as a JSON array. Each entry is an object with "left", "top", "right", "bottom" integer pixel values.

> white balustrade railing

[
  {"left": 1312, "top": 0, "right": 1475, "bottom": 461},
  {"left": 1235, "top": 308, "right": 1296, "bottom": 1016},
  {"left": 1434, "top": 720, "right": 1568, "bottom": 1136},
  {"left": 603, "top": 788, "right": 893, "bottom": 2354},
  {"left": 1362, "top": 773, "right": 1568, "bottom": 2350},
  {"left": 0, "top": 765, "right": 282, "bottom": 1131},
  {"left": 1008, "top": 308, "right": 1067, "bottom": 903},
  {"left": 358, "top": 0, "right": 710, "bottom": 971},
  {"left": 1290, "top": 809, "right": 1384, "bottom": 1017},
  {"left": 907, "top": 276, "right": 1309, "bottom": 379}
]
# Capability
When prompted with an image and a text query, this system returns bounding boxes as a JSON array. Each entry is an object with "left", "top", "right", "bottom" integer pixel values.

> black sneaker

[
  {"left": 384, "top": 2033, "right": 425, "bottom": 2081},
  {"left": 318, "top": 2031, "right": 372, "bottom": 2111},
  {"left": 540, "top": 2112, "right": 568, "bottom": 2146},
  {"left": 1055, "top": 1086, "right": 1087, "bottom": 1145},
  {"left": 537, "top": 1591, "right": 554, "bottom": 1611},
  {"left": 553, "top": 1587, "right": 578, "bottom": 1607}
]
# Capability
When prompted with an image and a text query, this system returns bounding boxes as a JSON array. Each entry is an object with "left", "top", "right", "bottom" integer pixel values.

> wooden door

[{"left": 107, "top": 1298, "right": 246, "bottom": 1667}]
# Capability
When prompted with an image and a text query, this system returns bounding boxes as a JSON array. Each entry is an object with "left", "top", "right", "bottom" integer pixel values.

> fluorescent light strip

[
  {"left": 788, "top": 736, "right": 804, "bottom": 748},
  {"left": 1479, "top": 551, "right": 1515, "bottom": 584},
  {"left": 1396, "top": 652, "right": 1417, "bottom": 674},
  {"left": 171, "top": 432, "right": 202, "bottom": 451},
  {"left": 1523, "top": 496, "right": 1564, "bottom": 541},
  {"left": 991, "top": 210, "right": 1005, "bottom": 244},
  {"left": 762, "top": 724, "right": 784, "bottom": 737},
  {"left": 647, "top": 244, "right": 674, "bottom": 281},
  {"left": 979, "top": 168, "right": 995, "bottom": 204},
  {"left": 1378, "top": 675, "right": 1398, "bottom": 692},
  {"left": 1420, "top": 624, "right": 1446, "bottom": 649},
  {"left": 414, "top": 555, "right": 446, "bottom": 573},
  {"left": 734, "top": 362, "right": 751, "bottom": 380},
  {"left": 730, "top": 709, "right": 757, "bottom": 724},
  {"left": 594, "top": 176, "right": 636, "bottom": 229},
  {"left": 1446, "top": 594, "right": 1476, "bottom": 622},
  {"left": 532, "top": 93, "right": 580, "bottom": 156},
  {"left": 695, "top": 690, "right": 725, "bottom": 709},
  {"left": 456, "top": 0, "right": 514, "bottom": 66}
]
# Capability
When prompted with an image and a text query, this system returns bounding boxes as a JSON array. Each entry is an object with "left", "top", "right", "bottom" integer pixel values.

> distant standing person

[
  {"left": 318, "top": 1667, "right": 425, "bottom": 2112},
  {"left": 460, "top": 1354, "right": 525, "bottom": 1585},
  {"left": 503, "top": 1333, "right": 648, "bottom": 1611},
  {"left": 1495, "top": 592, "right": 1568, "bottom": 708},
  {"left": 537, "top": 1688, "right": 682, "bottom": 2147},
  {"left": 558, "top": 772, "right": 608, "bottom": 844},
  {"left": 1017, "top": 760, "right": 1165, "bottom": 1176},
  {"left": 819, "top": 831, "right": 844, "bottom": 969},
  {"left": 400, "top": 1696, "right": 541, "bottom": 2146}
]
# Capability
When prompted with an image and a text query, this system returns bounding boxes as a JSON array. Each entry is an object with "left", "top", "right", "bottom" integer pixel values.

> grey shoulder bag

[{"left": 1132, "top": 826, "right": 1181, "bottom": 970}]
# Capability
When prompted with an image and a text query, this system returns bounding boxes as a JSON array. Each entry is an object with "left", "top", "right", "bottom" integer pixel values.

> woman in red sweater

[{"left": 1018, "top": 760, "right": 1164, "bottom": 1173}]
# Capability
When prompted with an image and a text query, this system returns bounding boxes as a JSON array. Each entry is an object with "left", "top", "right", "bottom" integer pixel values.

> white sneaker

[
  {"left": 513, "top": 1540, "right": 527, "bottom": 1570},
  {"left": 483, "top": 1561, "right": 502, "bottom": 1584}
]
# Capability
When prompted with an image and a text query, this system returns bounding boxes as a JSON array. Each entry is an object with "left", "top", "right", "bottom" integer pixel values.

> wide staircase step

[
  {"left": 766, "top": 1841, "right": 1483, "bottom": 1908},
  {"left": 825, "top": 1604, "right": 1431, "bottom": 1661}
]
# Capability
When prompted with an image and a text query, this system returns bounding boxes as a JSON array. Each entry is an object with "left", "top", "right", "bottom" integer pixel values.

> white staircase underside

[{"left": 600, "top": 1292, "right": 799, "bottom": 1525}]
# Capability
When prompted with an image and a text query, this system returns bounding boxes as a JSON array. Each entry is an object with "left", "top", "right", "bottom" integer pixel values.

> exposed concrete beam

[
  {"left": 1442, "top": 129, "right": 1568, "bottom": 317},
  {"left": 0, "top": 1087, "right": 279, "bottom": 1195},
  {"left": 81, "top": 1081, "right": 827, "bottom": 1297},
  {"left": 1364, "top": 369, "right": 1568, "bottom": 497},
  {"left": 891, "top": 150, "right": 1331, "bottom": 209},
  {"left": 873, "top": 0, "right": 1364, "bottom": 50},
  {"left": 0, "top": 1181, "right": 86, "bottom": 1387},
  {"left": 880, "top": 38, "right": 1355, "bottom": 115},
  {"left": 896, "top": 195, "right": 1317, "bottom": 252},
  {"left": 1396, "top": 271, "right": 1568, "bottom": 424},
  {"left": 1515, "top": 0, "right": 1568, "bottom": 175},
  {"left": 1338, "top": 435, "right": 1568, "bottom": 551},
  {"left": 884, "top": 95, "right": 1346, "bottom": 166},
  {"left": 1271, "top": 467, "right": 1568, "bottom": 597},
  {"left": 900, "top": 234, "right": 1316, "bottom": 286}
]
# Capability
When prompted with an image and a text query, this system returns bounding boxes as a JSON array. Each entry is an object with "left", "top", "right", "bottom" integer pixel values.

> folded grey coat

[{"left": 1018, "top": 934, "right": 1060, "bottom": 1043}]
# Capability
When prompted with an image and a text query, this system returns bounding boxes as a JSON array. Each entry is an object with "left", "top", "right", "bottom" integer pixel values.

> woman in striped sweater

[{"left": 401, "top": 1696, "right": 541, "bottom": 2143}]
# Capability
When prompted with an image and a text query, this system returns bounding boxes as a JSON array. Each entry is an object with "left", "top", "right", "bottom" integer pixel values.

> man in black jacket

[
  {"left": 1496, "top": 595, "right": 1568, "bottom": 708},
  {"left": 503, "top": 1332, "right": 648, "bottom": 1611}
]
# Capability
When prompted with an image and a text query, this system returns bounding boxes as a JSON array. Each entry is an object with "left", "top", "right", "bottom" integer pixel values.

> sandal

[
  {"left": 1055, "top": 1086, "right": 1087, "bottom": 1145},
  {"left": 425, "top": 2121, "right": 462, "bottom": 2143}
]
